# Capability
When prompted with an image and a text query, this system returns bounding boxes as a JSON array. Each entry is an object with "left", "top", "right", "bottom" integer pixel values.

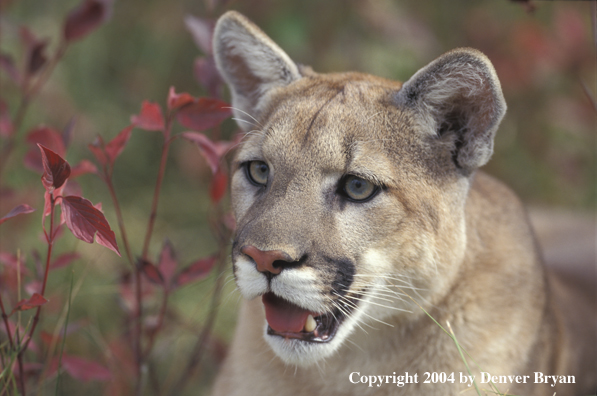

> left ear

[
  {"left": 396, "top": 48, "right": 506, "bottom": 171},
  {"left": 213, "top": 11, "right": 302, "bottom": 131}
]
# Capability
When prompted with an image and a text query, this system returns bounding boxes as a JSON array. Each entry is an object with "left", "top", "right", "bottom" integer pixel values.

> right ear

[{"left": 213, "top": 11, "right": 302, "bottom": 131}]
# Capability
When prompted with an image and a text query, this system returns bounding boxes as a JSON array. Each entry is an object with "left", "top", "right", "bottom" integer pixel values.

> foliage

[
  {"left": 0, "top": 0, "right": 594, "bottom": 395},
  {"left": 1, "top": 0, "right": 236, "bottom": 394}
]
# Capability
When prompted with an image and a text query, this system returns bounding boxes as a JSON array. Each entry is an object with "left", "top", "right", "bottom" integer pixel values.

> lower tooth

[{"left": 304, "top": 314, "right": 316, "bottom": 332}]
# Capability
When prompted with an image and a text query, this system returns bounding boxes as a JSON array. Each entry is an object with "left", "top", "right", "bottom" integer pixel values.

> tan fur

[{"left": 211, "top": 11, "right": 597, "bottom": 396}]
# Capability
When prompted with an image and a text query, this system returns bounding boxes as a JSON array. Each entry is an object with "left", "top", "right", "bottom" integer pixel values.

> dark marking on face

[
  {"left": 324, "top": 256, "right": 355, "bottom": 296},
  {"left": 301, "top": 86, "right": 346, "bottom": 147}
]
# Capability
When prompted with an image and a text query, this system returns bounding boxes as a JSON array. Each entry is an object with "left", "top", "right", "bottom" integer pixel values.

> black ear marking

[{"left": 396, "top": 48, "right": 507, "bottom": 172}]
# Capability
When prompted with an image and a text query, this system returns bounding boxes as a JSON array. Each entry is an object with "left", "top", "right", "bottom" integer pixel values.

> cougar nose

[{"left": 241, "top": 245, "right": 293, "bottom": 275}]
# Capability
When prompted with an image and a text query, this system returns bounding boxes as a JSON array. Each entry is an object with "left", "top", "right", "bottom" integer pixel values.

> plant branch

[
  {"left": 105, "top": 173, "right": 135, "bottom": 267},
  {"left": 141, "top": 122, "right": 173, "bottom": 260},
  {"left": 168, "top": 220, "right": 228, "bottom": 395},
  {"left": 17, "top": 193, "right": 56, "bottom": 396},
  {"left": 0, "top": 296, "right": 14, "bottom": 351},
  {"left": 134, "top": 118, "right": 174, "bottom": 396},
  {"left": 143, "top": 289, "right": 169, "bottom": 360},
  {"left": 0, "top": 40, "right": 69, "bottom": 184}
]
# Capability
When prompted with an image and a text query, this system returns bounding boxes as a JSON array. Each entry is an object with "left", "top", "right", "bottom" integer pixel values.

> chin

[{"left": 261, "top": 301, "right": 366, "bottom": 367}]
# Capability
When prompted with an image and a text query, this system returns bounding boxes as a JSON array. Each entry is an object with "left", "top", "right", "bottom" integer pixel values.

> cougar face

[
  {"left": 211, "top": 12, "right": 597, "bottom": 396},
  {"left": 229, "top": 76, "right": 470, "bottom": 365},
  {"left": 215, "top": 11, "right": 504, "bottom": 366}
]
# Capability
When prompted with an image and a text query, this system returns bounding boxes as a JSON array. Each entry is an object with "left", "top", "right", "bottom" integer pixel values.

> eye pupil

[
  {"left": 247, "top": 161, "right": 269, "bottom": 186},
  {"left": 343, "top": 175, "right": 376, "bottom": 202}
]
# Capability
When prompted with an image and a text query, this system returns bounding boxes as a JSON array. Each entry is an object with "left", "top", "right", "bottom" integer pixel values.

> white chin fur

[
  {"left": 234, "top": 257, "right": 326, "bottom": 312},
  {"left": 263, "top": 300, "right": 370, "bottom": 366}
]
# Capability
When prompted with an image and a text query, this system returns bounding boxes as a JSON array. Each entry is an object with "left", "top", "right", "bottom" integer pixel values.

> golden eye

[
  {"left": 247, "top": 161, "right": 269, "bottom": 186},
  {"left": 343, "top": 175, "right": 376, "bottom": 201}
]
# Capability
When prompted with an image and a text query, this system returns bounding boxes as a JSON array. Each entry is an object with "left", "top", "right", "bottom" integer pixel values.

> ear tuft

[
  {"left": 213, "top": 11, "right": 301, "bottom": 131},
  {"left": 397, "top": 48, "right": 506, "bottom": 171}
]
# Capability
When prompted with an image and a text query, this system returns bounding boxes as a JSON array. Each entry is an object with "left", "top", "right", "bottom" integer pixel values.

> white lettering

[{"left": 459, "top": 372, "right": 475, "bottom": 387}]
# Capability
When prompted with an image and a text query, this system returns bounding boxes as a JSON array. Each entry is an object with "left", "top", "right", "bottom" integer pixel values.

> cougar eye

[
  {"left": 246, "top": 161, "right": 269, "bottom": 186},
  {"left": 342, "top": 175, "right": 377, "bottom": 202}
]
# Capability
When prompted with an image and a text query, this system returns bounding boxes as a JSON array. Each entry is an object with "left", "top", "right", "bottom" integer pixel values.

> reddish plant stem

[
  {"left": 0, "top": 41, "right": 68, "bottom": 184},
  {"left": 0, "top": 292, "right": 15, "bottom": 394},
  {"left": 168, "top": 212, "right": 229, "bottom": 395},
  {"left": 16, "top": 194, "right": 55, "bottom": 396},
  {"left": 102, "top": 162, "right": 142, "bottom": 392},
  {"left": 0, "top": 295, "right": 14, "bottom": 350},
  {"left": 143, "top": 289, "right": 169, "bottom": 359},
  {"left": 104, "top": 171, "right": 135, "bottom": 267},
  {"left": 141, "top": 121, "right": 173, "bottom": 260},
  {"left": 135, "top": 118, "right": 173, "bottom": 396},
  {"left": 17, "top": 358, "right": 25, "bottom": 396},
  {"left": 133, "top": 269, "right": 143, "bottom": 396}
]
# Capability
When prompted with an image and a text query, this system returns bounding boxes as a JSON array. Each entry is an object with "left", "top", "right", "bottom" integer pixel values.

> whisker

[
  {"left": 340, "top": 294, "right": 412, "bottom": 313},
  {"left": 325, "top": 295, "right": 371, "bottom": 334},
  {"left": 225, "top": 106, "right": 263, "bottom": 127},
  {"left": 232, "top": 117, "right": 260, "bottom": 129},
  {"left": 335, "top": 293, "right": 394, "bottom": 328}
]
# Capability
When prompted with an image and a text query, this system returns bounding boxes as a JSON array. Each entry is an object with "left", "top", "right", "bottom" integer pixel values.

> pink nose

[{"left": 240, "top": 245, "right": 292, "bottom": 275}]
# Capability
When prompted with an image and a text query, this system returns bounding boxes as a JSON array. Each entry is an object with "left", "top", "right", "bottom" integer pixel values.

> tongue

[{"left": 262, "top": 293, "right": 314, "bottom": 333}]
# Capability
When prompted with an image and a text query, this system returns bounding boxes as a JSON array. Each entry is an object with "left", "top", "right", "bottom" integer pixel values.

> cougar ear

[
  {"left": 213, "top": 11, "right": 302, "bottom": 131},
  {"left": 396, "top": 48, "right": 506, "bottom": 172}
]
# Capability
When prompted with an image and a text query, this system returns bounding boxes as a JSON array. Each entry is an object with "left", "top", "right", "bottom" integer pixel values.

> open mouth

[{"left": 262, "top": 292, "right": 352, "bottom": 343}]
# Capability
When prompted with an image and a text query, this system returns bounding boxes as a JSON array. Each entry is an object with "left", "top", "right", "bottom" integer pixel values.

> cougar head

[{"left": 213, "top": 11, "right": 506, "bottom": 366}]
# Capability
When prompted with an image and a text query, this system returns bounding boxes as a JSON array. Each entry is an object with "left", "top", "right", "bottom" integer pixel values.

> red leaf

[
  {"left": 181, "top": 132, "right": 233, "bottom": 174},
  {"left": 51, "top": 252, "right": 81, "bottom": 270},
  {"left": 184, "top": 16, "right": 214, "bottom": 55},
  {"left": 173, "top": 255, "right": 217, "bottom": 288},
  {"left": 176, "top": 98, "right": 231, "bottom": 132},
  {"left": 12, "top": 293, "right": 48, "bottom": 314},
  {"left": 0, "top": 204, "right": 35, "bottom": 225},
  {"left": 137, "top": 258, "right": 164, "bottom": 285},
  {"left": 210, "top": 169, "right": 228, "bottom": 203},
  {"left": 69, "top": 160, "right": 98, "bottom": 178},
  {"left": 194, "top": 56, "right": 223, "bottom": 98},
  {"left": 60, "top": 196, "right": 120, "bottom": 256},
  {"left": 43, "top": 190, "right": 52, "bottom": 219},
  {"left": 131, "top": 101, "right": 165, "bottom": 131},
  {"left": 61, "top": 355, "right": 112, "bottom": 382},
  {"left": 24, "top": 127, "right": 66, "bottom": 173},
  {"left": 20, "top": 27, "right": 48, "bottom": 76},
  {"left": 88, "top": 135, "right": 108, "bottom": 166},
  {"left": 38, "top": 144, "right": 71, "bottom": 192},
  {"left": 104, "top": 125, "right": 134, "bottom": 165},
  {"left": 64, "top": 0, "right": 113, "bottom": 42},
  {"left": 28, "top": 41, "right": 48, "bottom": 76},
  {"left": 167, "top": 87, "right": 195, "bottom": 111},
  {"left": 0, "top": 99, "right": 14, "bottom": 138}
]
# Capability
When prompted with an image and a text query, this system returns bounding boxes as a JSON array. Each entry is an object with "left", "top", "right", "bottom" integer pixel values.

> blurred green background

[{"left": 0, "top": 0, "right": 594, "bottom": 394}]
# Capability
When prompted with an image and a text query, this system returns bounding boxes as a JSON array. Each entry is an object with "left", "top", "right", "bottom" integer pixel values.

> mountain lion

[{"left": 211, "top": 11, "right": 596, "bottom": 396}]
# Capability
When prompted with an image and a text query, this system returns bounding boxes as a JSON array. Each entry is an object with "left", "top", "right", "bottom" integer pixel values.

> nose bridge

[{"left": 239, "top": 178, "right": 319, "bottom": 258}]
